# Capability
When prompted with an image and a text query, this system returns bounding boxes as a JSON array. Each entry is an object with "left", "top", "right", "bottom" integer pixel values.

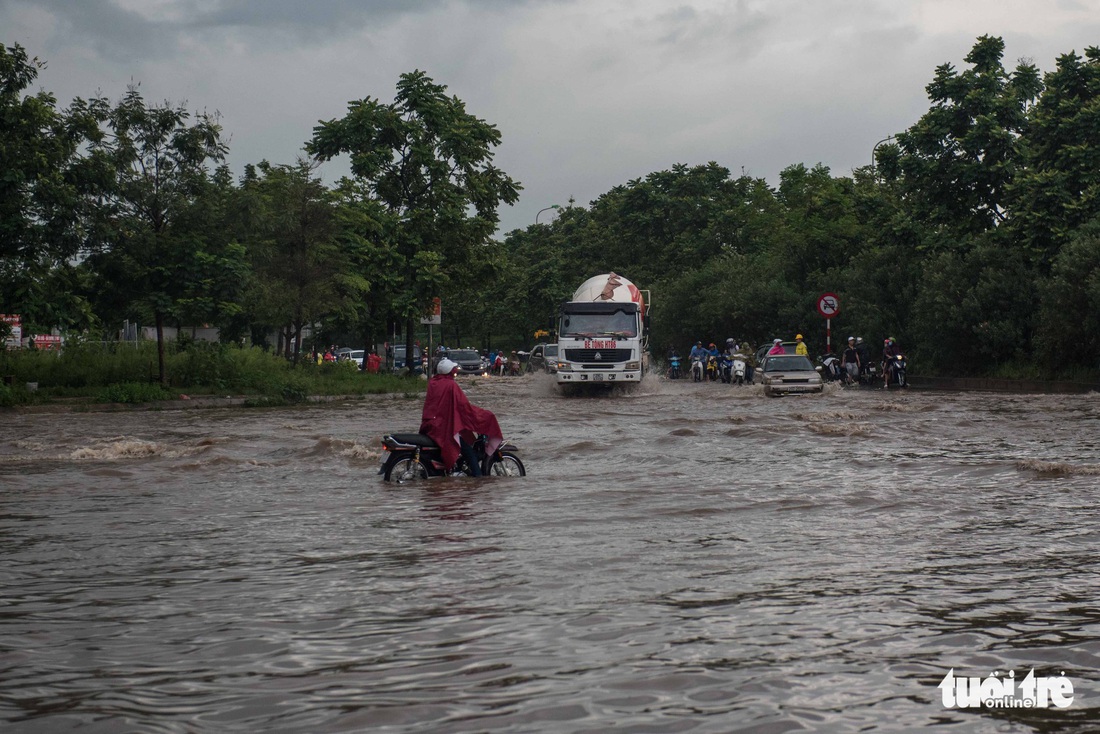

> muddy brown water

[{"left": 2, "top": 376, "right": 1099, "bottom": 733}]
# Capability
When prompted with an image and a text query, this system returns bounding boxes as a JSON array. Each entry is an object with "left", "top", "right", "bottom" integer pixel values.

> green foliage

[
  {"left": 309, "top": 69, "right": 521, "bottom": 363},
  {"left": 0, "top": 340, "right": 425, "bottom": 404},
  {"left": 0, "top": 43, "right": 104, "bottom": 334},
  {"left": 1009, "top": 47, "right": 1100, "bottom": 265},
  {"left": 895, "top": 36, "right": 1040, "bottom": 240},
  {"left": 97, "top": 382, "right": 174, "bottom": 404},
  {"left": 1034, "top": 220, "right": 1100, "bottom": 370},
  {"left": 85, "top": 85, "right": 230, "bottom": 385}
]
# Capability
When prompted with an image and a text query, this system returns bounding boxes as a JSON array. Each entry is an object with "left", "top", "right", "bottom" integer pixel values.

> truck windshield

[{"left": 560, "top": 309, "right": 638, "bottom": 338}]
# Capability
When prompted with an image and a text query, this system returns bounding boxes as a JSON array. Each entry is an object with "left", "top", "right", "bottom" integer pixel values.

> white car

[
  {"left": 760, "top": 355, "right": 824, "bottom": 397},
  {"left": 338, "top": 349, "right": 365, "bottom": 369}
]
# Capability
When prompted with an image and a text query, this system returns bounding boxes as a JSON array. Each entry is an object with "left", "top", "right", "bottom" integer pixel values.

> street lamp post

[
  {"left": 872, "top": 135, "right": 895, "bottom": 175},
  {"left": 536, "top": 204, "right": 560, "bottom": 224}
]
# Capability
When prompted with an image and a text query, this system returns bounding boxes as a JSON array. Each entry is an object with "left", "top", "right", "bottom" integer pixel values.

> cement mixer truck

[{"left": 555, "top": 273, "right": 650, "bottom": 388}]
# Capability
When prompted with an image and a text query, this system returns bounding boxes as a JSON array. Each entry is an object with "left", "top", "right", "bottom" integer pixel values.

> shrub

[
  {"left": 0, "top": 383, "right": 14, "bottom": 408},
  {"left": 97, "top": 382, "right": 174, "bottom": 404}
]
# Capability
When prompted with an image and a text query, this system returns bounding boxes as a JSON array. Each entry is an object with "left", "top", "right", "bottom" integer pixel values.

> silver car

[
  {"left": 760, "top": 354, "right": 824, "bottom": 397},
  {"left": 526, "top": 343, "right": 559, "bottom": 373}
]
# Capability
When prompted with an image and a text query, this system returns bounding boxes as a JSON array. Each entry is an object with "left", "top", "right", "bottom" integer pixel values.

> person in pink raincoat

[{"left": 419, "top": 358, "right": 502, "bottom": 476}]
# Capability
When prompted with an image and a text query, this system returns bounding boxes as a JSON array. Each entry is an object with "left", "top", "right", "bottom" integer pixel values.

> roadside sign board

[
  {"left": 420, "top": 297, "right": 441, "bottom": 325},
  {"left": 1, "top": 314, "right": 21, "bottom": 349},
  {"left": 816, "top": 293, "right": 840, "bottom": 318}
]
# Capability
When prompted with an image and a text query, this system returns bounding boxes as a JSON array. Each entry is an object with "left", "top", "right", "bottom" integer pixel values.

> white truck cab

[{"left": 555, "top": 273, "right": 650, "bottom": 387}]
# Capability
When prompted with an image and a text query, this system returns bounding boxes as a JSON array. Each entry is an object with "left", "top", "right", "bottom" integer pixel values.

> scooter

[
  {"left": 859, "top": 362, "right": 878, "bottom": 387},
  {"left": 692, "top": 355, "right": 704, "bottom": 382},
  {"left": 816, "top": 354, "right": 843, "bottom": 382},
  {"left": 667, "top": 355, "right": 682, "bottom": 379},
  {"left": 705, "top": 354, "right": 720, "bottom": 382},
  {"left": 378, "top": 432, "right": 526, "bottom": 482},
  {"left": 884, "top": 353, "right": 908, "bottom": 388},
  {"left": 719, "top": 354, "right": 734, "bottom": 384},
  {"left": 732, "top": 357, "right": 747, "bottom": 385}
]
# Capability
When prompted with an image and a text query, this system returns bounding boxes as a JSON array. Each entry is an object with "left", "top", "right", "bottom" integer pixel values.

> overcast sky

[{"left": 4, "top": 0, "right": 1100, "bottom": 234}]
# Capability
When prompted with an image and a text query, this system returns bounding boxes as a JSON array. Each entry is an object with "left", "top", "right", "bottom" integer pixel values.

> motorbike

[
  {"left": 731, "top": 357, "right": 747, "bottom": 385},
  {"left": 378, "top": 432, "right": 526, "bottom": 483},
  {"left": 884, "top": 353, "right": 908, "bottom": 388},
  {"left": 858, "top": 362, "right": 878, "bottom": 387},
  {"left": 691, "top": 355, "right": 704, "bottom": 382},
  {"left": 816, "top": 354, "right": 843, "bottom": 383},
  {"left": 705, "top": 354, "right": 720, "bottom": 382},
  {"left": 719, "top": 354, "right": 733, "bottom": 384},
  {"left": 667, "top": 355, "right": 682, "bottom": 380}
]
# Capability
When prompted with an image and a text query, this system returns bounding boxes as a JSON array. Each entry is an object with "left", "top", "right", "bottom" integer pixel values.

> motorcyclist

[
  {"left": 666, "top": 346, "right": 682, "bottom": 379},
  {"left": 688, "top": 341, "right": 707, "bottom": 362},
  {"left": 881, "top": 338, "right": 899, "bottom": 388},
  {"left": 722, "top": 338, "right": 744, "bottom": 383},
  {"left": 795, "top": 334, "right": 809, "bottom": 356},
  {"left": 420, "top": 358, "right": 502, "bottom": 476},
  {"left": 705, "top": 343, "right": 720, "bottom": 380},
  {"left": 739, "top": 342, "right": 756, "bottom": 384}
]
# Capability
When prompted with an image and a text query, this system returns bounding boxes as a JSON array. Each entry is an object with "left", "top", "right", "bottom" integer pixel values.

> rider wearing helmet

[
  {"left": 795, "top": 334, "right": 808, "bottom": 356},
  {"left": 421, "top": 358, "right": 503, "bottom": 475}
]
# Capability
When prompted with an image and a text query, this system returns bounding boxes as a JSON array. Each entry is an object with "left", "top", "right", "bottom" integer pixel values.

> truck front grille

[{"left": 564, "top": 349, "right": 632, "bottom": 363}]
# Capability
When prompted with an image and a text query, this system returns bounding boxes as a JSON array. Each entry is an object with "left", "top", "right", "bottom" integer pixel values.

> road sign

[
  {"left": 420, "top": 297, "right": 441, "bottom": 325},
  {"left": 817, "top": 293, "right": 840, "bottom": 318}
]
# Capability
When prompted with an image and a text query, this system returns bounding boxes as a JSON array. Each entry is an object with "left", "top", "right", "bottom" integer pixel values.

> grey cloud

[
  {"left": 16, "top": 0, "right": 174, "bottom": 63},
  {"left": 7, "top": 0, "right": 540, "bottom": 64}
]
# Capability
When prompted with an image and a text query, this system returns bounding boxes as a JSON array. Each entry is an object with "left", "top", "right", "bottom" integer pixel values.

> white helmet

[{"left": 436, "top": 358, "right": 459, "bottom": 375}]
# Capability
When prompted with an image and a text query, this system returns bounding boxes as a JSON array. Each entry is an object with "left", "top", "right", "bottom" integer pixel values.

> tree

[
  {"left": 241, "top": 160, "right": 372, "bottom": 362},
  {"left": 1034, "top": 219, "right": 1100, "bottom": 370},
  {"left": 895, "top": 36, "right": 1041, "bottom": 241},
  {"left": 1009, "top": 47, "right": 1100, "bottom": 265},
  {"left": 87, "top": 85, "right": 229, "bottom": 385},
  {"left": 0, "top": 43, "right": 104, "bottom": 335},
  {"left": 309, "top": 70, "right": 521, "bottom": 373}
]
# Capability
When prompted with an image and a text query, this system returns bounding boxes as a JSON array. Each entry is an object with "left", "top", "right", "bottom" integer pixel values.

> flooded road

[{"left": 2, "top": 376, "right": 1099, "bottom": 733}]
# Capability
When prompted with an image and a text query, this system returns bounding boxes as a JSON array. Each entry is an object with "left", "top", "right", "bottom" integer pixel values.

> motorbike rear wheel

[
  {"left": 483, "top": 451, "right": 526, "bottom": 477},
  {"left": 385, "top": 456, "right": 430, "bottom": 483}
]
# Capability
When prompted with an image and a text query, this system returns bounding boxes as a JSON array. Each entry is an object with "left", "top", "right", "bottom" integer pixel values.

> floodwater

[{"left": 2, "top": 376, "right": 1099, "bottom": 733}]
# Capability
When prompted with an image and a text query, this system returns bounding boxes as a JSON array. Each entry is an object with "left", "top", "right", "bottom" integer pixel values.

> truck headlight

[
  {"left": 557, "top": 362, "right": 571, "bottom": 372},
  {"left": 626, "top": 361, "right": 640, "bottom": 371}
]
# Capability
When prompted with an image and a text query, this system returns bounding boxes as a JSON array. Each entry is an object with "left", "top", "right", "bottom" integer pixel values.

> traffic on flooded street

[{"left": 2, "top": 375, "right": 1099, "bottom": 732}]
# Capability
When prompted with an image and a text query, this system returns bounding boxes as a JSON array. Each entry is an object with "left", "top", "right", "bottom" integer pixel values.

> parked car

[
  {"left": 392, "top": 345, "right": 423, "bottom": 375},
  {"left": 444, "top": 348, "right": 485, "bottom": 375},
  {"left": 336, "top": 349, "right": 365, "bottom": 369},
  {"left": 526, "top": 343, "right": 559, "bottom": 373},
  {"left": 760, "top": 354, "right": 824, "bottom": 397}
]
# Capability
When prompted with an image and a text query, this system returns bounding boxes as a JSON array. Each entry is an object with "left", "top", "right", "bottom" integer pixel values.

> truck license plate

[{"left": 593, "top": 374, "right": 603, "bottom": 381}]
